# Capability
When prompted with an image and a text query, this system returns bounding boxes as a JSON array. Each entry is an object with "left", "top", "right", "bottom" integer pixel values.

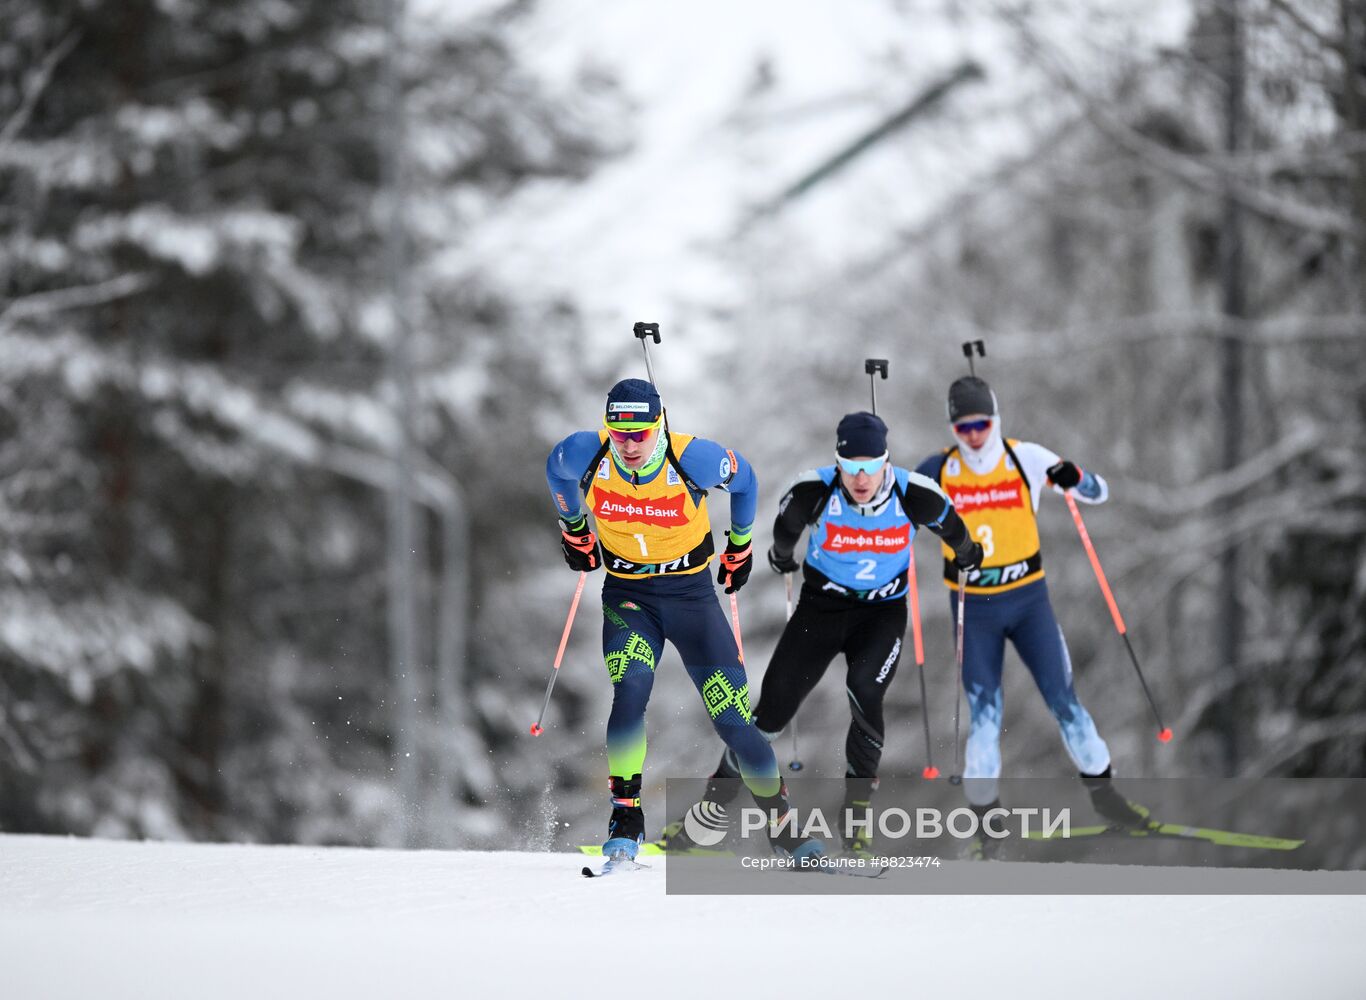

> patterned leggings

[
  {"left": 601, "top": 571, "right": 779, "bottom": 798},
  {"left": 955, "top": 577, "right": 1111, "bottom": 805}
]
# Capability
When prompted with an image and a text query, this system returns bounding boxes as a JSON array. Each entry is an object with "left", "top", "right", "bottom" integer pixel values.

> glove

[
  {"left": 767, "top": 546, "right": 799, "bottom": 575},
  {"left": 559, "top": 515, "right": 601, "bottom": 572},
  {"left": 953, "top": 540, "right": 985, "bottom": 572},
  {"left": 1046, "top": 460, "right": 1083, "bottom": 490},
  {"left": 717, "top": 537, "right": 754, "bottom": 594}
]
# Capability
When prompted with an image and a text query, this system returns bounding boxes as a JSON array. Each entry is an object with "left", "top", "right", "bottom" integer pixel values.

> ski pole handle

[{"left": 530, "top": 571, "right": 588, "bottom": 736}]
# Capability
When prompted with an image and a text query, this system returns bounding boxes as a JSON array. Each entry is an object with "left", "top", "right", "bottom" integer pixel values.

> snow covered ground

[{"left": 2, "top": 834, "right": 1363, "bottom": 999}]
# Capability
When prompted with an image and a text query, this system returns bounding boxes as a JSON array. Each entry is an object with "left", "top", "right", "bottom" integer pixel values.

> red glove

[
  {"left": 716, "top": 538, "right": 753, "bottom": 594},
  {"left": 559, "top": 515, "right": 601, "bottom": 572}
]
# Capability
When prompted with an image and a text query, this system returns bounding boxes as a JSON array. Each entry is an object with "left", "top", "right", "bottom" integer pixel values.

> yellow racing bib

[
  {"left": 937, "top": 440, "right": 1043, "bottom": 594},
  {"left": 587, "top": 431, "right": 713, "bottom": 577}
]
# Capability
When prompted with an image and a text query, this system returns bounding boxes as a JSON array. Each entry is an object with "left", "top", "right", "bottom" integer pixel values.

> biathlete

[
  {"left": 545, "top": 378, "right": 824, "bottom": 865},
  {"left": 915, "top": 375, "right": 1148, "bottom": 835},
  {"left": 665, "top": 411, "right": 984, "bottom": 854}
]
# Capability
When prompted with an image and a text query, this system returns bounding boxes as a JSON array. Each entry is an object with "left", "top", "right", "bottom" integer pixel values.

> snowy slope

[{"left": 3, "top": 834, "right": 1363, "bottom": 1000}]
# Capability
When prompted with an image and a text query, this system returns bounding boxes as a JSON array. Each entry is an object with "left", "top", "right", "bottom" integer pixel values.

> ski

[
  {"left": 578, "top": 843, "right": 731, "bottom": 857},
  {"left": 581, "top": 852, "right": 651, "bottom": 878},
  {"left": 580, "top": 843, "right": 665, "bottom": 857},
  {"left": 1024, "top": 821, "right": 1304, "bottom": 851}
]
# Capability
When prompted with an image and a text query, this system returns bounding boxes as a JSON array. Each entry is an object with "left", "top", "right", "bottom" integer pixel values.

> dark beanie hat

[
  {"left": 947, "top": 376, "right": 996, "bottom": 422},
  {"left": 836, "top": 412, "right": 888, "bottom": 458},
  {"left": 604, "top": 378, "right": 662, "bottom": 426}
]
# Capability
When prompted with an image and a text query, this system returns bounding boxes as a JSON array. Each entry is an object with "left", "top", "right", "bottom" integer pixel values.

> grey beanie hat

[{"left": 947, "top": 376, "right": 997, "bottom": 422}]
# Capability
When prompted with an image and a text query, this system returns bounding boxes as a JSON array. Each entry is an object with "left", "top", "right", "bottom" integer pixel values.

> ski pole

[
  {"left": 784, "top": 573, "right": 804, "bottom": 772},
  {"left": 950, "top": 567, "right": 967, "bottom": 783},
  {"left": 529, "top": 571, "right": 587, "bottom": 736},
  {"left": 906, "top": 553, "right": 938, "bottom": 779},
  {"left": 728, "top": 591, "right": 745, "bottom": 664},
  {"left": 1063, "top": 491, "right": 1172, "bottom": 743}
]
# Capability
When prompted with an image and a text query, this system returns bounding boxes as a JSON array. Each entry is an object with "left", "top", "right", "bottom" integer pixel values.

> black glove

[
  {"left": 717, "top": 537, "right": 754, "bottom": 594},
  {"left": 559, "top": 515, "right": 601, "bottom": 572},
  {"left": 767, "top": 546, "right": 799, "bottom": 575},
  {"left": 953, "top": 540, "right": 985, "bottom": 571},
  {"left": 1046, "top": 460, "right": 1082, "bottom": 490}
]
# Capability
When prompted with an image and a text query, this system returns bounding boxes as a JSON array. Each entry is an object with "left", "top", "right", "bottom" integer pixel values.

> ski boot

[
  {"left": 659, "top": 755, "right": 744, "bottom": 854},
  {"left": 755, "top": 781, "right": 826, "bottom": 868},
  {"left": 603, "top": 774, "right": 646, "bottom": 862},
  {"left": 965, "top": 799, "right": 1009, "bottom": 861},
  {"left": 841, "top": 776, "right": 878, "bottom": 858},
  {"left": 1081, "top": 767, "right": 1155, "bottom": 831}
]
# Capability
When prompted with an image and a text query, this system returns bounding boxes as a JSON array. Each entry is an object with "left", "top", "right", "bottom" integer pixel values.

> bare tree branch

[
  {"left": 1266, "top": 0, "right": 1338, "bottom": 52},
  {"left": 999, "top": 6, "right": 1362, "bottom": 238},
  {"left": 0, "top": 274, "right": 157, "bottom": 335},
  {"left": 0, "top": 30, "right": 82, "bottom": 151},
  {"left": 1238, "top": 711, "right": 1366, "bottom": 777},
  {"left": 1117, "top": 423, "right": 1321, "bottom": 518},
  {"left": 960, "top": 313, "right": 1366, "bottom": 366}
]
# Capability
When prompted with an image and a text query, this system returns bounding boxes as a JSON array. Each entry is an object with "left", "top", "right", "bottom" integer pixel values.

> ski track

[{"left": 2, "top": 834, "right": 1363, "bottom": 1000}]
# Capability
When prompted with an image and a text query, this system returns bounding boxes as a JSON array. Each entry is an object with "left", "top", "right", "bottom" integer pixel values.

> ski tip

[
  {"left": 922, "top": 766, "right": 940, "bottom": 780},
  {"left": 581, "top": 866, "right": 595, "bottom": 878},
  {"left": 1157, "top": 727, "right": 1173, "bottom": 743},
  {"left": 530, "top": 723, "right": 544, "bottom": 736}
]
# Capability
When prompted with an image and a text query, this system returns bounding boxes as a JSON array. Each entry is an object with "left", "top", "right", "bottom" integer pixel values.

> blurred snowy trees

[
  {"left": 731, "top": 0, "right": 1365, "bottom": 784},
  {"left": 0, "top": 0, "right": 618, "bottom": 844}
]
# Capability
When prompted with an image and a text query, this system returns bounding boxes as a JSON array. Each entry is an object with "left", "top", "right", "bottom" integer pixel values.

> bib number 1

[{"left": 633, "top": 533, "right": 649, "bottom": 557}]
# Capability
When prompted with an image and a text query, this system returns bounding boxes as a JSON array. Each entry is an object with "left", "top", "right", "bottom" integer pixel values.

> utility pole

[
  {"left": 383, "top": 0, "right": 421, "bottom": 845},
  {"left": 1217, "top": 0, "right": 1247, "bottom": 776}
]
